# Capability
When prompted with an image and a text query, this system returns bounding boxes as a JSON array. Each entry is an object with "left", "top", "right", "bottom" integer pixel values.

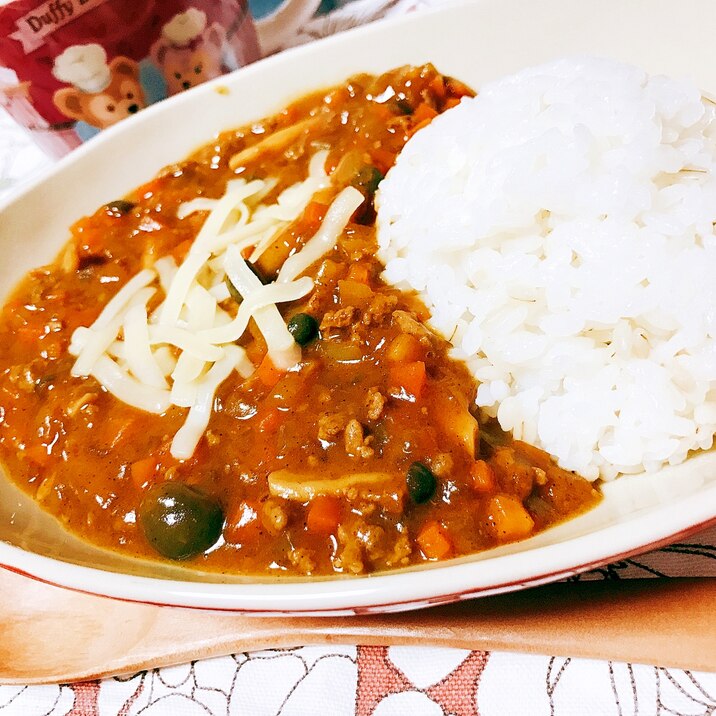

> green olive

[
  {"left": 287, "top": 312, "right": 319, "bottom": 346},
  {"left": 139, "top": 483, "right": 224, "bottom": 560},
  {"left": 406, "top": 461, "right": 437, "bottom": 504},
  {"left": 105, "top": 199, "right": 135, "bottom": 216}
]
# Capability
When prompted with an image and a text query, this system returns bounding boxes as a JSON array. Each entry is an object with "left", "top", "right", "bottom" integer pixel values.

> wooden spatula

[{"left": 1, "top": 569, "right": 714, "bottom": 685}]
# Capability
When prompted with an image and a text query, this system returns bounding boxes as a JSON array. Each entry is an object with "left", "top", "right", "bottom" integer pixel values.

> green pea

[
  {"left": 287, "top": 312, "right": 319, "bottom": 346},
  {"left": 105, "top": 199, "right": 135, "bottom": 216},
  {"left": 139, "top": 483, "right": 224, "bottom": 560},
  {"left": 406, "top": 461, "right": 437, "bottom": 504}
]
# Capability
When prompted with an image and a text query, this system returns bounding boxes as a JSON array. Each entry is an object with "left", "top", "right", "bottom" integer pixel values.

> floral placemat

[{"left": 1, "top": 519, "right": 716, "bottom": 716}]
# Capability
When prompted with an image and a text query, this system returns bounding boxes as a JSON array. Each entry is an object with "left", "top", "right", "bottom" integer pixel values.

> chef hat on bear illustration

[
  {"left": 52, "top": 43, "right": 111, "bottom": 94},
  {"left": 161, "top": 7, "right": 208, "bottom": 47}
]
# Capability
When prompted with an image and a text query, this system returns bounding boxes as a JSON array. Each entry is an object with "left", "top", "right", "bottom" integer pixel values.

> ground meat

[
  {"left": 430, "top": 452, "right": 454, "bottom": 477},
  {"left": 356, "top": 522, "right": 387, "bottom": 562},
  {"left": 333, "top": 524, "right": 364, "bottom": 574},
  {"left": 318, "top": 413, "right": 345, "bottom": 442},
  {"left": 335, "top": 518, "right": 391, "bottom": 572},
  {"left": 320, "top": 306, "right": 358, "bottom": 330},
  {"left": 365, "top": 387, "right": 387, "bottom": 421},
  {"left": 384, "top": 532, "right": 412, "bottom": 568},
  {"left": 362, "top": 294, "right": 398, "bottom": 326},
  {"left": 261, "top": 499, "right": 288, "bottom": 533},
  {"left": 288, "top": 547, "right": 316, "bottom": 575},
  {"left": 344, "top": 418, "right": 374, "bottom": 458},
  {"left": 6, "top": 363, "right": 39, "bottom": 393},
  {"left": 205, "top": 430, "right": 221, "bottom": 447},
  {"left": 392, "top": 310, "right": 434, "bottom": 346},
  {"left": 65, "top": 392, "right": 98, "bottom": 418}
]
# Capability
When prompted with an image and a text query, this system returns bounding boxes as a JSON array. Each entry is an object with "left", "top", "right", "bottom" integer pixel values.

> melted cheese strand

[
  {"left": 123, "top": 303, "right": 168, "bottom": 389},
  {"left": 171, "top": 346, "right": 241, "bottom": 459},
  {"left": 70, "top": 287, "right": 156, "bottom": 376},
  {"left": 192, "top": 179, "right": 266, "bottom": 251},
  {"left": 185, "top": 284, "right": 217, "bottom": 331},
  {"left": 157, "top": 249, "right": 210, "bottom": 326},
  {"left": 199, "top": 268, "right": 313, "bottom": 345},
  {"left": 149, "top": 325, "right": 224, "bottom": 362},
  {"left": 154, "top": 256, "right": 178, "bottom": 294},
  {"left": 223, "top": 247, "right": 301, "bottom": 369},
  {"left": 90, "top": 355, "right": 171, "bottom": 414},
  {"left": 278, "top": 186, "right": 364, "bottom": 283},
  {"left": 67, "top": 153, "right": 337, "bottom": 456},
  {"left": 91, "top": 269, "right": 155, "bottom": 329},
  {"left": 153, "top": 346, "right": 178, "bottom": 376}
]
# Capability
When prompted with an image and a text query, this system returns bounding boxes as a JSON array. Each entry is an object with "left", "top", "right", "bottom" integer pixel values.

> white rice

[{"left": 376, "top": 56, "right": 716, "bottom": 481}]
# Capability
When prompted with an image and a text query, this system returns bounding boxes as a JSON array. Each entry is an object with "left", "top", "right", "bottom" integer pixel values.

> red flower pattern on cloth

[{"left": 356, "top": 646, "right": 487, "bottom": 715}]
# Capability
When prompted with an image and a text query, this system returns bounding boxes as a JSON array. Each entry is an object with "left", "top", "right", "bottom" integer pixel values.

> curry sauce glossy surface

[{"left": 0, "top": 65, "right": 600, "bottom": 576}]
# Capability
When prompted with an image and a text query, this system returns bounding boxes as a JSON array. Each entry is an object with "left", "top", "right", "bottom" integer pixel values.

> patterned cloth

[{"left": 2, "top": 1, "right": 716, "bottom": 713}]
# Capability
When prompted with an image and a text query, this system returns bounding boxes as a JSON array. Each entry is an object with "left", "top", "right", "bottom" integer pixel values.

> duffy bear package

[{"left": 0, "top": 0, "right": 261, "bottom": 156}]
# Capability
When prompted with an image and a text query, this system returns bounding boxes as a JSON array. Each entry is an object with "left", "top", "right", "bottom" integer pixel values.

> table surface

[{"left": 2, "top": 1, "right": 716, "bottom": 713}]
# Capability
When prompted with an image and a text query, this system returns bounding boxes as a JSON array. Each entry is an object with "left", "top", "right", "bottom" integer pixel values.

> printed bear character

[
  {"left": 151, "top": 8, "right": 225, "bottom": 96},
  {"left": 52, "top": 44, "right": 146, "bottom": 130}
]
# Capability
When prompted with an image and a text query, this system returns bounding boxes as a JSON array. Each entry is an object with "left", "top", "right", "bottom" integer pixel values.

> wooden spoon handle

[{"left": 0, "top": 570, "right": 714, "bottom": 685}]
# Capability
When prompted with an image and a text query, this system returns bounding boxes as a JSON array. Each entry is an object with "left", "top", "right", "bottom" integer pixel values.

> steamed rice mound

[{"left": 376, "top": 56, "right": 716, "bottom": 481}]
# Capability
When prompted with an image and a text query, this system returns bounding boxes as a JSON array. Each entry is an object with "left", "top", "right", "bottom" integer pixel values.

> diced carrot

[
  {"left": 409, "top": 118, "right": 434, "bottom": 137},
  {"left": 444, "top": 97, "right": 462, "bottom": 110},
  {"left": 245, "top": 337, "right": 267, "bottom": 366},
  {"left": 347, "top": 262, "right": 371, "bottom": 284},
  {"left": 390, "top": 360, "right": 426, "bottom": 400},
  {"left": 369, "top": 147, "right": 396, "bottom": 175},
  {"left": 324, "top": 149, "right": 340, "bottom": 175},
  {"left": 338, "top": 279, "right": 373, "bottom": 308},
  {"left": 372, "top": 103, "right": 394, "bottom": 122},
  {"left": 303, "top": 201, "right": 328, "bottom": 226},
  {"left": 24, "top": 445, "right": 50, "bottom": 467},
  {"left": 104, "top": 415, "right": 138, "bottom": 450},
  {"left": 241, "top": 245, "right": 253, "bottom": 259},
  {"left": 416, "top": 520, "right": 453, "bottom": 560},
  {"left": 41, "top": 338, "right": 63, "bottom": 360},
  {"left": 445, "top": 76, "right": 475, "bottom": 98},
  {"left": 412, "top": 102, "right": 438, "bottom": 125},
  {"left": 224, "top": 500, "right": 262, "bottom": 544},
  {"left": 258, "top": 407, "right": 282, "bottom": 435},
  {"left": 513, "top": 439, "right": 553, "bottom": 472},
  {"left": 470, "top": 460, "right": 496, "bottom": 493},
  {"left": 15, "top": 324, "right": 41, "bottom": 345},
  {"left": 256, "top": 356, "right": 284, "bottom": 389},
  {"left": 137, "top": 177, "right": 164, "bottom": 199},
  {"left": 485, "top": 494, "right": 535, "bottom": 541},
  {"left": 131, "top": 456, "right": 157, "bottom": 489},
  {"left": 171, "top": 239, "right": 193, "bottom": 263},
  {"left": 306, "top": 496, "right": 341, "bottom": 535},
  {"left": 429, "top": 74, "right": 447, "bottom": 102},
  {"left": 386, "top": 333, "right": 423, "bottom": 363}
]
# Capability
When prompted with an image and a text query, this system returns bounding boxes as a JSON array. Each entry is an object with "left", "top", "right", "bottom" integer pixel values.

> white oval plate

[{"left": 2, "top": 0, "right": 716, "bottom": 614}]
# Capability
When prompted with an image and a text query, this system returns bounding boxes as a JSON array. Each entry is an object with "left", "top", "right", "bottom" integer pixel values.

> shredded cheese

[
  {"left": 67, "top": 151, "right": 351, "bottom": 459},
  {"left": 90, "top": 355, "right": 172, "bottom": 414},
  {"left": 171, "top": 346, "right": 242, "bottom": 459},
  {"left": 278, "top": 186, "right": 364, "bottom": 283}
]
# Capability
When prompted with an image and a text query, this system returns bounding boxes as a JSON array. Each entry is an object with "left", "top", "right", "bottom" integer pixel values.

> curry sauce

[{"left": 0, "top": 65, "right": 600, "bottom": 576}]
